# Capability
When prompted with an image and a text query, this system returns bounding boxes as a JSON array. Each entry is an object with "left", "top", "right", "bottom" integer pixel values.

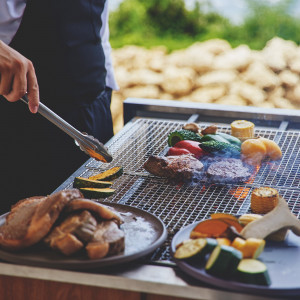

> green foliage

[{"left": 109, "top": 0, "right": 300, "bottom": 51}]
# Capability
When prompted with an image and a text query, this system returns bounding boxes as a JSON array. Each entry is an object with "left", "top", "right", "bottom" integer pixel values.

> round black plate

[
  {"left": 171, "top": 222, "right": 300, "bottom": 297},
  {"left": 0, "top": 203, "right": 167, "bottom": 270}
]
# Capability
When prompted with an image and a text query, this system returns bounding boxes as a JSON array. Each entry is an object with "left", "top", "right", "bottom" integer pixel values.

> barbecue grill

[{"left": 54, "top": 98, "right": 300, "bottom": 297}]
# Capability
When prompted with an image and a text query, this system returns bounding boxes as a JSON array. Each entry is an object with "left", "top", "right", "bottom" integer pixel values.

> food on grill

[
  {"left": 174, "top": 238, "right": 217, "bottom": 260},
  {"left": 44, "top": 210, "right": 97, "bottom": 255},
  {"left": 206, "top": 158, "right": 252, "bottom": 183},
  {"left": 79, "top": 187, "right": 115, "bottom": 199},
  {"left": 167, "top": 140, "right": 207, "bottom": 159},
  {"left": 258, "top": 137, "right": 282, "bottom": 160},
  {"left": 241, "top": 138, "right": 267, "bottom": 165},
  {"left": 167, "top": 147, "right": 191, "bottom": 156},
  {"left": 231, "top": 120, "right": 255, "bottom": 141},
  {"left": 205, "top": 244, "right": 242, "bottom": 277},
  {"left": 217, "top": 132, "right": 242, "bottom": 147},
  {"left": 251, "top": 187, "right": 279, "bottom": 214},
  {"left": 199, "top": 141, "right": 241, "bottom": 158},
  {"left": 85, "top": 220, "right": 125, "bottom": 259},
  {"left": 73, "top": 177, "right": 112, "bottom": 189},
  {"left": 190, "top": 217, "right": 243, "bottom": 239},
  {"left": 200, "top": 134, "right": 230, "bottom": 144},
  {"left": 200, "top": 125, "right": 218, "bottom": 135},
  {"left": 167, "top": 129, "right": 202, "bottom": 147},
  {"left": 88, "top": 166, "right": 123, "bottom": 181},
  {"left": 143, "top": 154, "right": 204, "bottom": 181},
  {"left": 231, "top": 237, "right": 265, "bottom": 259},
  {"left": 182, "top": 122, "right": 200, "bottom": 133},
  {"left": 0, "top": 189, "right": 83, "bottom": 251},
  {"left": 241, "top": 196, "right": 300, "bottom": 239},
  {"left": 236, "top": 259, "right": 271, "bottom": 286}
]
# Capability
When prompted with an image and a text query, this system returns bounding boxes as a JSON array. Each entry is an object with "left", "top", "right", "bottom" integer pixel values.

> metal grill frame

[{"left": 55, "top": 98, "right": 300, "bottom": 265}]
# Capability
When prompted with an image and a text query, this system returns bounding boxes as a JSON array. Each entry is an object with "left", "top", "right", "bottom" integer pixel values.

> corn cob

[
  {"left": 251, "top": 187, "right": 279, "bottom": 214},
  {"left": 231, "top": 120, "right": 255, "bottom": 141}
]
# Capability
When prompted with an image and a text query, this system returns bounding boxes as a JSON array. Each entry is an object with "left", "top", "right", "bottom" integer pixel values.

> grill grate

[{"left": 63, "top": 118, "right": 300, "bottom": 264}]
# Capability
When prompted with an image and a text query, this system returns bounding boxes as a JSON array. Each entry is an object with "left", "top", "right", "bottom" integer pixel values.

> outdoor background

[{"left": 107, "top": 0, "right": 300, "bottom": 133}]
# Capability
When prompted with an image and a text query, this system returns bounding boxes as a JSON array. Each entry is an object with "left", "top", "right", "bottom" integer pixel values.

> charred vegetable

[
  {"left": 88, "top": 167, "right": 123, "bottom": 181},
  {"left": 167, "top": 130, "right": 202, "bottom": 147}
]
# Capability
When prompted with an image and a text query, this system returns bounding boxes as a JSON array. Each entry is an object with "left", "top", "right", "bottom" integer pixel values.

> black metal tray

[
  {"left": 0, "top": 203, "right": 167, "bottom": 270},
  {"left": 171, "top": 222, "right": 300, "bottom": 297}
]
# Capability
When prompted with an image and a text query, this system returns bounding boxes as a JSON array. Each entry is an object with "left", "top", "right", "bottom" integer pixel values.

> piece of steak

[
  {"left": 0, "top": 189, "right": 83, "bottom": 251},
  {"left": 206, "top": 158, "right": 252, "bottom": 183},
  {"left": 44, "top": 210, "right": 98, "bottom": 256},
  {"left": 85, "top": 220, "right": 125, "bottom": 259},
  {"left": 64, "top": 198, "right": 122, "bottom": 225},
  {"left": 143, "top": 154, "right": 204, "bottom": 182}
]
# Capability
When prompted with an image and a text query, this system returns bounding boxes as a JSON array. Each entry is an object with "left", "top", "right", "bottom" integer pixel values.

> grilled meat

[
  {"left": 44, "top": 210, "right": 97, "bottom": 256},
  {"left": 65, "top": 198, "right": 122, "bottom": 225},
  {"left": 0, "top": 189, "right": 83, "bottom": 251},
  {"left": 144, "top": 154, "right": 204, "bottom": 182},
  {"left": 206, "top": 158, "right": 252, "bottom": 183},
  {"left": 86, "top": 220, "right": 125, "bottom": 259}
]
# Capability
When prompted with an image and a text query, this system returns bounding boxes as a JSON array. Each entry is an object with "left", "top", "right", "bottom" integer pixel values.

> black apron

[{"left": 0, "top": 0, "right": 113, "bottom": 213}]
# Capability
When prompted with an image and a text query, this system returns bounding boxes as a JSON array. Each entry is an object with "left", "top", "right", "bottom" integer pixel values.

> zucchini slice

[
  {"left": 88, "top": 166, "right": 123, "bottom": 181},
  {"left": 205, "top": 245, "right": 242, "bottom": 277},
  {"left": 73, "top": 177, "right": 112, "bottom": 189},
  {"left": 236, "top": 259, "right": 271, "bottom": 286},
  {"left": 79, "top": 188, "right": 115, "bottom": 199},
  {"left": 174, "top": 238, "right": 217, "bottom": 260}
]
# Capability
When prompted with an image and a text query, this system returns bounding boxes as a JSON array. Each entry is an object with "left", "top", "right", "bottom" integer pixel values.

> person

[{"left": 0, "top": 0, "right": 118, "bottom": 214}]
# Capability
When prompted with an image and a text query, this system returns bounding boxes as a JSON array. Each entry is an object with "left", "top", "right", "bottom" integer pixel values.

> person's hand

[{"left": 0, "top": 40, "right": 39, "bottom": 113}]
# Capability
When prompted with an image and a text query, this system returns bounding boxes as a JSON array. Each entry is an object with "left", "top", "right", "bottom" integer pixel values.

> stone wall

[{"left": 111, "top": 37, "right": 300, "bottom": 133}]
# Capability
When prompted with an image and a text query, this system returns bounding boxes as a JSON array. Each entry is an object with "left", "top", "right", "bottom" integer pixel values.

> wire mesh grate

[{"left": 63, "top": 118, "right": 300, "bottom": 264}]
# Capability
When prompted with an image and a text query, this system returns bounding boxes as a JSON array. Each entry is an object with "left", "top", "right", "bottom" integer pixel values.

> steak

[
  {"left": 0, "top": 189, "right": 83, "bottom": 251},
  {"left": 44, "top": 210, "right": 97, "bottom": 256},
  {"left": 206, "top": 158, "right": 252, "bottom": 183},
  {"left": 65, "top": 198, "right": 122, "bottom": 225},
  {"left": 86, "top": 220, "right": 125, "bottom": 259},
  {"left": 144, "top": 154, "right": 204, "bottom": 182}
]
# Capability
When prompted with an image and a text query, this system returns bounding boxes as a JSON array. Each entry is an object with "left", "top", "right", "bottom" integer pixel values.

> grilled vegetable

[
  {"left": 73, "top": 177, "right": 112, "bottom": 189},
  {"left": 217, "top": 132, "right": 242, "bottom": 147},
  {"left": 190, "top": 218, "right": 243, "bottom": 239},
  {"left": 241, "top": 138, "right": 267, "bottom": 166},
  {"left": 79, "top": 188, "right": 115, "bottom": 199},
  {"left": 88, "top": 167, "right": 123, "bottom": 181},
  {"left": 231, "top": 237, "right": 265, "bottom": 259},
  {"left": 211, "top": 213, "right": 239, "bottom": 222},
  {"left": 258, "top": 137, "right": 282, "bottom": 161},
  {"left": 168, "top": 140, "right": 207, "bottom": 159},
  {"left": 241, "top": 196, "right": 300, "bottom": 240},
  {"left": 250, "top": 187, "right": 279, "bottom": 214},
  {"left": 199, "top": 141, "right": 241, "bottom": 158},
  {"left": 167, "top": 130, "right": 202, "bottom": 147},
  {"left": 238, "top": 214, "right": 288, "bottom": 242},
  {"left": 200, "top": 134, "right": 230, "bottom": 144},
  {"left": 235, "top": 259, "right": 271, "bottom": 286},
  {"left": 174, "top": 238, "right": 217, "bottom": 260},
  {"left": 205, "top": 245, "right": 242, "bottom": 277},
  {"left": 182, "top": 122, "right": 200, "bottom": 133},
  {"left": 231, "top": 120, "right": 255, "bottom": 141}
]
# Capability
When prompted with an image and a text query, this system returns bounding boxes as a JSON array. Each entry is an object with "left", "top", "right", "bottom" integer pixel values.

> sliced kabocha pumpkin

[
  {"left": 190, "top": 217, "right": 243, "bottom": 239},
  {"left": 79, "top": 187, "right": 115, "bottom": 199},
  {"left": 73, "top": 177, "right": 112, "bottom": 189},
  {"left": 88, "top": 166, "right": 123, "bottom": 181}
]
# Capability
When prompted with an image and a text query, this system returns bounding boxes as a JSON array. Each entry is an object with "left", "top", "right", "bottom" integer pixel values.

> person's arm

[{"left": 0, "top": 40, "right": 39, "bottom": 113}]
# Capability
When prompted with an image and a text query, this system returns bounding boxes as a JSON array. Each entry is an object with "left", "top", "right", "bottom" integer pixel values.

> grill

[{"left": 58, "top": 98, "right": 300, "bottom": 266}]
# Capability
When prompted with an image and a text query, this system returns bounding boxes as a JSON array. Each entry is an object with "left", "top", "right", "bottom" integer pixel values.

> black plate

[
  {"left": 171, "top": 222, "right": 300, "bottom": 297},
  {"left": 0, "top": 203, "right": 167, "bottom": 270}
]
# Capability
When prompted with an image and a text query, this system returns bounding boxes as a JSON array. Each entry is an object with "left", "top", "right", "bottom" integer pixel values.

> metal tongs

[{"left": 20, "top": 94, "right": 113, "bottom": 163}]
